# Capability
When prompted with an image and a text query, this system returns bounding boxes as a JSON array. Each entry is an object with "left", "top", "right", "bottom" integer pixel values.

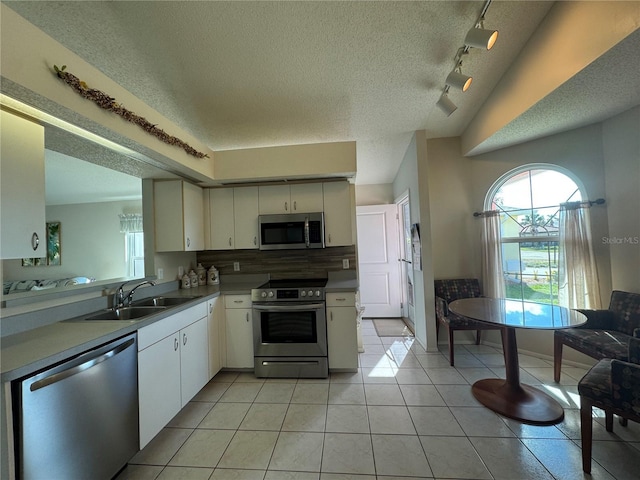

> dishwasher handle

[{"left": 29, "top": 337, "right": 136, "bottom": 392}]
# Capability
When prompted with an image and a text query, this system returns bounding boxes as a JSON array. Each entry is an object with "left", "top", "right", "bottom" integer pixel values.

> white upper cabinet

[
  {"left": 0, "top": 110, "right": 46, "bottom": 259},
  {"left": 323, "top": 181, "right": 353, "bottom": 246},
  {"left": 258, "top": 183, "right": 323, "bottom": 214},
  {"left": 205, "top": 186, "right": 259, "bottom": 250},
  {"left": 154, "top": 180, "right": 204, "bottom": 252},
  {"left": 233, "top": 186, "right": 259, "bottom": 249},
  {"left": 206, "top": 188, "right": 235, "bottom": 249}
]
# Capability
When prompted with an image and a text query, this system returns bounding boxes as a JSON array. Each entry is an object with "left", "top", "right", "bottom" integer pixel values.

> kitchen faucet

[{"left": 114, "top": 280, "right": 156, "bottom": 308}]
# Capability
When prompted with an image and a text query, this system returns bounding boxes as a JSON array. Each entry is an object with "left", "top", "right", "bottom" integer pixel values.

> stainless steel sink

[
  {"left": 84, "top": 306, "right": 167, "bottom": 321},
  {"left": 131, "top": 295, "right": 202, "bottom": 307}
]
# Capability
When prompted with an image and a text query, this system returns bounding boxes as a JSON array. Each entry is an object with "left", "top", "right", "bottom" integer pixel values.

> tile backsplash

[{"left": 197, "top": 246, "right": 356, "bottom": 279}]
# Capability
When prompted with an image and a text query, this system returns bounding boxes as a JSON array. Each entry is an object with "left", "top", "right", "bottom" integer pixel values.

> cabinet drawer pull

[
  {"left": 234, "top": 300, "right": 244, "bottom": 304},
  {"left": 336, "top": 298, "right": 346, "bottom": 302}
]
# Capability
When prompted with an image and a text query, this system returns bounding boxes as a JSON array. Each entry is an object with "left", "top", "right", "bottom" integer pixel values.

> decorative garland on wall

[{"left": 53, "top": 64, "right": 209, "bottom": 158}]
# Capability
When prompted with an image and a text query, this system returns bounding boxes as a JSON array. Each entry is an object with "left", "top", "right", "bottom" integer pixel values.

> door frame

[{"left": 395, "top": 190, "right": 413, "bottom": 325}]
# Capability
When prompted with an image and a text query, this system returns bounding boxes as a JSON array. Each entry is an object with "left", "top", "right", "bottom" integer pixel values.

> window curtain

[
  {"left": 481, "top": 211, "right": 505, "bottom": 298},
  {"left": 119, "top": 214, "right": 143, "bottom": 233},
  {"left": 558, "top": 202, "right": 601, "bottom": 309}
]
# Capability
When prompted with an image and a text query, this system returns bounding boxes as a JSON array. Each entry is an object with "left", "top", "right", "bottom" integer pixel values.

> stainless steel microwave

[{"left": 258, "top": 212, "right": 325, "bottom": 250}]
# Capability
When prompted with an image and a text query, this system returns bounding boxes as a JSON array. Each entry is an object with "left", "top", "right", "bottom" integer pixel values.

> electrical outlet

[
  {"left": 157, "top": 268, "right": 164, "bottom": 280},
  {"left": 342, "top": 259, "right": 349, "bottom": 269},
  {"left": 233, "top": 261, "right": 240, "bottom": 271},
  {"left": 178, "top": 266, "right": 184, "bottom": 277}
]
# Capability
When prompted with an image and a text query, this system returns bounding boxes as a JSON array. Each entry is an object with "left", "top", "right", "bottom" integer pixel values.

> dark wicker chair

[
  {"left": 434, "top": 278, "right": 501, "bottom": 366},
  {"left": 578, "top": 330, "right": 640, "bottom": 473},
  {"left": 554, "top": 290, "right": 640, "bottom": 382}
]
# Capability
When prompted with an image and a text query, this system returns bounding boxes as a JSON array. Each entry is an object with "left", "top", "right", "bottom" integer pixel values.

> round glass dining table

[{"left": 449, "top": 297, "right": 587, "bottom": 425}]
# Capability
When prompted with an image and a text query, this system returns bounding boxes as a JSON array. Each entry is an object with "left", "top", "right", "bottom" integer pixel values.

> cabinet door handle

[
  {"left": 209, "top": 304, "right": 213, "bottom": 314},
  {"left": 285, "top": 201, "right": 288, "bottom": 211},
  {"left": 183, "top": 333, "right": 187, "bottom": 346},
  {"left": 186, "top": 237, "right": 191, "bottom": 248},
  {"left": 31, "top": 232, "right": 39, "bottom": 251},
  {"left": 294, "top": 201, "right": 297, "bottom": 211},
  {"left": 229, "top": 237, "right": 232, "bottom": 246},
  {"left": 246, "top": 312, "right": 250, "bottom": 322},
  {"left": 174, "top": 337, "right": 179, "bottom": 351},
  {"left": 330, "top": 311, "right": 334, "bottom": 321},
  {"left": 254, "top": 236, "right": 257, "bottom": 246},
  {"left": 328, "top": 233, "right": 332, "bottom": 243}
]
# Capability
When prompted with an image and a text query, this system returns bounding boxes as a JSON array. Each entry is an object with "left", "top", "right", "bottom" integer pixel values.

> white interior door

[{"left": 356, "top": 205, "right": 402, "bottom": 317}]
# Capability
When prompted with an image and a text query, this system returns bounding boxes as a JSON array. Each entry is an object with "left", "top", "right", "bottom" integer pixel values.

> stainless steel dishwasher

[{"left": 15, "top": 333, "right": 139, "bottom": 480}]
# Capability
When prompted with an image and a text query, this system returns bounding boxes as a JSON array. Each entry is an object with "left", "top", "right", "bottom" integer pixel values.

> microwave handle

[{"left": 304, "top": 216, "right": 310, "bottom": 247}]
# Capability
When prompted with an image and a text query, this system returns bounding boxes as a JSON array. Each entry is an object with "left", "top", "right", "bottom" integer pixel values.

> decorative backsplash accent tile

[{"left": 197, "top": 246, "right": 356, "bottom": 279}]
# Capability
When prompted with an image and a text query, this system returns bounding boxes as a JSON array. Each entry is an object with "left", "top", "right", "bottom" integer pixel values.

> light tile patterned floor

[{"left": 118, "top": 319, "right": 640, "bottom": 480}]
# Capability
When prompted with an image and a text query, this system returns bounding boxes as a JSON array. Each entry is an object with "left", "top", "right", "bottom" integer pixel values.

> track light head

[
  {"left": 436, "top": 93, "right": 457, "bottom": 116},
  {"left": 446, "top": 70, "right": 472, "bottom": 92},
  {"left": 465, "top": 27, "right": 498, "bottom": 50}
]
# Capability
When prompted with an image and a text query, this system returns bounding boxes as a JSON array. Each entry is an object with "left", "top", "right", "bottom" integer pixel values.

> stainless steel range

[{"left": 251, "top": 278, "right": 328, "bottom": 378}]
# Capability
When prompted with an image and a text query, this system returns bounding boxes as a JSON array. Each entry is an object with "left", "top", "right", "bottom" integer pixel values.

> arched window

[{"left": 485, "top": 165, "right": 585, "bottom": 305}]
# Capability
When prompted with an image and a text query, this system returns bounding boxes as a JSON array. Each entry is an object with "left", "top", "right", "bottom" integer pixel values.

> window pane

[
  {"left": 493, "top": 171, "right": 531, "bottom": 210},
  {"left": 503, "top": 241, "right": 559, "bottom": 305},
  {"left": 530, "top": 169, "right": 581, "bottom": 207}
]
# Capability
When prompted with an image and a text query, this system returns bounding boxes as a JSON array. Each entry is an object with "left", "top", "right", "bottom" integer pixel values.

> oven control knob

[
  {"left": 308, "top": 290, "right": 314, "bottom": 297},
  {"left": 268, "top": 291, "right": 274, "bottom": 298},
  {"left": 261, "top": 291, "right": 267, "bottom": 298},
  {"left": 315, "top": 290, "right": 321, "bottom": 297},
  {"left": 301, "top": 290, "right": 306, "bottom": 297}
]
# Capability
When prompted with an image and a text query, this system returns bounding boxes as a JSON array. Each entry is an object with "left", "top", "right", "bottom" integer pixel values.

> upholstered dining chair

[
  {"left": 554, "top": 290, "right": 640, "bottom": 382},
  {"left": 578, "top": 330, "right": 640, "bottom": 473},
  {"left": 434, "top": 278, "right": 501, "bottom": 366}
]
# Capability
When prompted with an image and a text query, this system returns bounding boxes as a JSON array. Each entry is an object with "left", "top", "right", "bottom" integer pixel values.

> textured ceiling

[{"left": 3, "top": 1, "right": 638, "bottom": 192}]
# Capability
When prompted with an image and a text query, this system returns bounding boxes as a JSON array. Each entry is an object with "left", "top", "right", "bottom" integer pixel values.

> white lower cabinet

[
  {"left": 326, "top": 292, "right": 358, "bottom": 370},
  {"left": 179, "top": 317, "right": 209, "bottom": 405},
  {"left": 207, "top": 297, "right": 224, "bottom": 379},
  {"left": 224, "top": 295, "right": 254, "bottom": 368},
  {"left": 138, "top": 334, "right": 181, "bottom": 448},
  {"left": 137, "top": 302, "right": 208, "bottom": 448}
]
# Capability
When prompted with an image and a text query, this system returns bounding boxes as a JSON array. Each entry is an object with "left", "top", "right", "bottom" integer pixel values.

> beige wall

[
  {"left": 355, "top": 184, "right": 394, "bottom": 206},
  {"left": 213, "top": 141, "right": 356, "bottom": 183},
  {"left": 602, "top": 106, "right": 640, "bottom": 294}
]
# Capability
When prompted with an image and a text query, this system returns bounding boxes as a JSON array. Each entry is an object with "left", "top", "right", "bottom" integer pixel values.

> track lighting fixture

[
  {"left": 446, "top": 67, "right": 472, "bottom": 92},
  {"left": 434, "top": 0, "right": 497, "bottom": 116},
  {"left": 436, "top": 92, "right": 457, "bottom": 116},
  {"left": 465, "top": 26, "right": 498, "bottom": 50}
]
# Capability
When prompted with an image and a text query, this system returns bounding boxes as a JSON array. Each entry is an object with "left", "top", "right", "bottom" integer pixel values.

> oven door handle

[{"left": 253, "top": 303, "right": 325, "bottom": 311}]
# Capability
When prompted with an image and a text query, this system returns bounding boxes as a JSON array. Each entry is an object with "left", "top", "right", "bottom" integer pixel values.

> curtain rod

[{"left": 473, "top": 198, "right": 605, "bottom": 217}]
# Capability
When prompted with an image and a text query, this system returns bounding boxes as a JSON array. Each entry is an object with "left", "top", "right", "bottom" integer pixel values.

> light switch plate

[
  {"left": 342, "top": 259, "right": 349, "bottom": 269},
  {"left": 157, "top": 268, "right": 164, "bottom": 280},
  {"left": 233, "top": 261, "right": 240, "bottom": 271}
]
